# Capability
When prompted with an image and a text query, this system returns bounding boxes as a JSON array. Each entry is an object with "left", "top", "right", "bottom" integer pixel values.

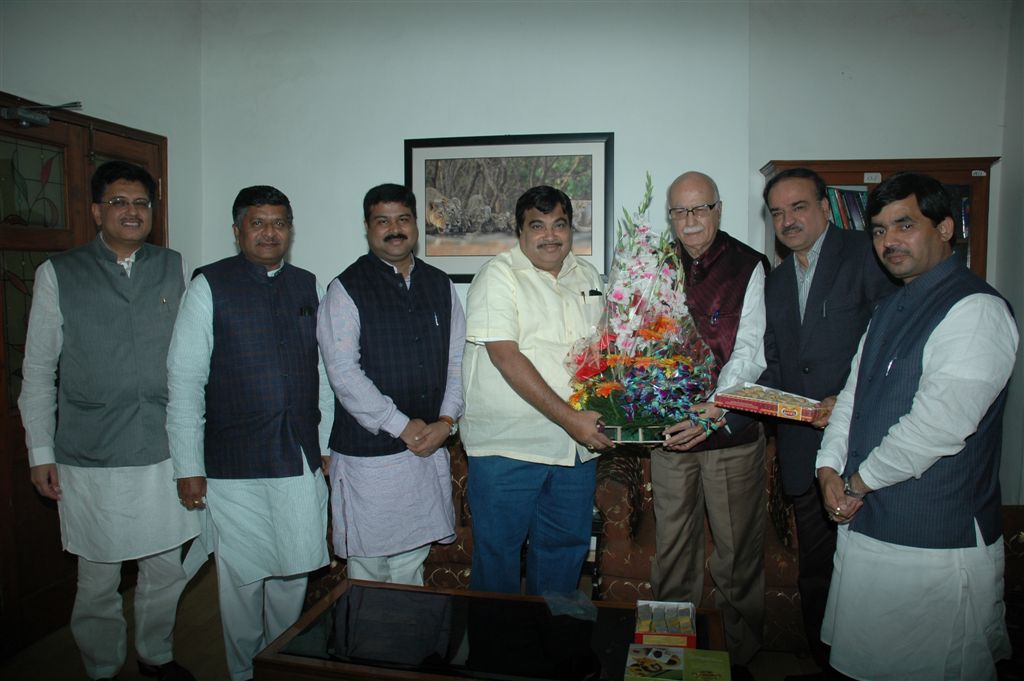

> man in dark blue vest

[
  {"left": 758, "top": 167, "right": 896, "bottom": 678},
  {"left": 816, "top": 173, "right": 1016, "bottom": 680},
  {"left": 317, "top": 183, "right": 464, "bottom": 585},
  {"left": 167, "top": 186, "right": 333, "bottom": 681}
]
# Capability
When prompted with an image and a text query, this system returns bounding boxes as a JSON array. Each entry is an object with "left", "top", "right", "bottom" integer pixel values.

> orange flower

[
  {"left": 632, "top": 357, "right": 656, "bottom": 369},
  {"left": 595, "top": 381, "right": 623, "bottom": 398},
  {"left": 653, "top": 316, "right": 679, "bottom": 335},
  {"left": 637, "top": 327, "right": 663, "bottom": 341}
]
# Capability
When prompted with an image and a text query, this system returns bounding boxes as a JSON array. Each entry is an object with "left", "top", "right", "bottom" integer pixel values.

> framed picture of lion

[{"left": 404, "top": 132, "right": 613, "bottom": 282}]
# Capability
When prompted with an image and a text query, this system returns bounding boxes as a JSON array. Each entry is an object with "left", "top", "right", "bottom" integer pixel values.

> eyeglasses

[
  {"left": 668, "top": 201, "right": 719, "bottom": 221},
  {"left": 99, "top": 197, "right": 152, "bottom": 210}
]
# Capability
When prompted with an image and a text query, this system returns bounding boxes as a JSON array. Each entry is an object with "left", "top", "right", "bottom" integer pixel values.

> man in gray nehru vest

[
  {"left": 816, "top": 172, "right": 1016, "bottom": 680},
  {"left": 167, "top": 185, "right": 332, "bottom": 681},
  {"left": 19, "top": 161, "right": 198, "bottom": 681}
]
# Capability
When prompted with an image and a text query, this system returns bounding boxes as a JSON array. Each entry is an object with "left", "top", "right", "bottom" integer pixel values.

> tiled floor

[{"left": 0, "top": 562, "right": 228, "bottom": 681}]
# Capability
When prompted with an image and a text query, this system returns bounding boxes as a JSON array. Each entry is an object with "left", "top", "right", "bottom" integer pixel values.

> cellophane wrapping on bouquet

[{"left": 566, "top": 174, "right": 718, "bottom": 442}]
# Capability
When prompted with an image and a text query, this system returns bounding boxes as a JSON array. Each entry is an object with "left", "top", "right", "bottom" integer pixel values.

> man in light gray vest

[
  {"left": 19, "top": 161, "right": 199, "bottom": 681},
  {"left": 815, "top": 172, "right": 1016, "bottom": 680}
]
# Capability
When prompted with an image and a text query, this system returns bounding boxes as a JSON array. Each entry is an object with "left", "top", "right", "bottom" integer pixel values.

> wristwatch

[
  {"left": 842, "top": 474, "right": 865, "bottom": 500},
  {"left": 438, "top": 415, "right": 458, "bottom": 437}
]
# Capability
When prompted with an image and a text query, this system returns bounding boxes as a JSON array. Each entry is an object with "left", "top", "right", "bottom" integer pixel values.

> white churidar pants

[
  {"left": 346, "top": 543, "right": 432, "bottom": 585},
  {"left": 71, "top": 546, "right": 188, "bottom": 679},
  {"left": 215, "top": 555, "right": 308, "bottom": 681}
]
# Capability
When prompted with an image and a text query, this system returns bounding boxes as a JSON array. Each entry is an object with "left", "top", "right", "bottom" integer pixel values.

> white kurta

[
  {"left": 316, "top": 265, "right": 464, "bottom": 559},
  {"left": 19, "top": 253, "right": 198, "bottom": 562},
  {"left": 166, "top": 270, "right": 333, "bottom": 585},
  {"left": 824, "top": 523, "right": 1009, "bottom": 681}
]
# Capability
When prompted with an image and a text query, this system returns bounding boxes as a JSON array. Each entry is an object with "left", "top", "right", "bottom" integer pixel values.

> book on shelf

[
  {"left": 842, "top": 190, "right": 866, "bottom": 230},
  {"left": 826, "top": 186, "right": 868, "bottom": 231},
  {"left": 826, "top": 187, "right": 843, "bottom": 227}
]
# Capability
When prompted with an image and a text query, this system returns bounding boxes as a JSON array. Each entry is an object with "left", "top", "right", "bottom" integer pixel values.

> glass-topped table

[{"left": 254, "top": 579, "right": 725, "bottom": 681}]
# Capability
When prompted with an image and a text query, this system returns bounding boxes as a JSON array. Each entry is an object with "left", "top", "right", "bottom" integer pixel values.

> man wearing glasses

[
  {"left": 19, "top": 161, "right": 199, "bottom": 681},
  {"left": 653, "top": 171, "right": 769, "bottom": 676}
]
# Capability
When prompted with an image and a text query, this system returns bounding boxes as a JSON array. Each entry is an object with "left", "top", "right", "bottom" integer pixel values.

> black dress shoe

[{"left": 138, "top": 659, "right": 197, "bottom": 681}]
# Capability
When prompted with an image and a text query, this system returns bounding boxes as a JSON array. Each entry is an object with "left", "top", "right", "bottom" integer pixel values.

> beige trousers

[{"left": 650, "top": 428, "right": 766, "bottom": 665}]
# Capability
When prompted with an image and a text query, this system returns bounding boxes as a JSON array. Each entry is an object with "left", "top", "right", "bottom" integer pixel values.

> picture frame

[{"left": 404, "top": 132, "right": 614, "bottom": 282}]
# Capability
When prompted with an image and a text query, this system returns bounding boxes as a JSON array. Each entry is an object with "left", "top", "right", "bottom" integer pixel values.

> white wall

[
  {"left": 0, "top": 0, "right": 205, "bottom": 270},
  {"left": 197, "top": 0, "right": 752, "bottom": 283},
  {"left": 996, "top": 0, "right": 1024, "bottom": 502},
  {"left": 2, "top": 0, "right": 1021, "bottom": 500},
  {"left": 748, "top": 0, "right": 1010, "bottom": 257}
]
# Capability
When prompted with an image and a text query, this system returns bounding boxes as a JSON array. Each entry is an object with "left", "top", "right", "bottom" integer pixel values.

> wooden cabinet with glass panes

[{"left": 760, "top": 158, "right": 998, "bottom": 276}]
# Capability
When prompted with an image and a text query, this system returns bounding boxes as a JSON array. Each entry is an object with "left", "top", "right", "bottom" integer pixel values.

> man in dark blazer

[{"left": 758, "top": 168, "right": 895, "bottom": 679}]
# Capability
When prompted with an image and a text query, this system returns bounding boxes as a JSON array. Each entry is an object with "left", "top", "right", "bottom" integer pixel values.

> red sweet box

[{"left": 714, "top": 382, "right": 825, "bottom": 423}]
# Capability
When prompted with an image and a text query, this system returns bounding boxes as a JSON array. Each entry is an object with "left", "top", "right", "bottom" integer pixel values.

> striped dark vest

[
  {"left": 329, "top": 254, "right": 451, "bottom": 456},
  {"left": 844, "top": 255, "right": 1009, "bottom": 548},
  {"left": 200, "top": 254, "right": 321, "bottom": 478}
]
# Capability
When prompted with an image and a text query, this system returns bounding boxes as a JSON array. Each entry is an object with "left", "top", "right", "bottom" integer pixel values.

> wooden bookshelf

[{"left": 760, "top": 157, "right": 999, "bottom": 277}]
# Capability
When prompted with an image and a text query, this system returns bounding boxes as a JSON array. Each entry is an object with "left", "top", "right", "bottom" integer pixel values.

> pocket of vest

[{"left": 65, "top": 399, "right": 106, "bottom": 409}]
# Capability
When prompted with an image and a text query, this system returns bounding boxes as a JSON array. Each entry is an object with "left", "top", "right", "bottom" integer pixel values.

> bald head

[
  {"left": 668, "top": 172, "right": 720, "bottom": 204},
  {"left": 668, "top": 171, "right": 722, "bottom": 258}
]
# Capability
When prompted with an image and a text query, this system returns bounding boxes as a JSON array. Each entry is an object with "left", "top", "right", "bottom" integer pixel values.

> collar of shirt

[
  {"left": 374, "top": 254, "right": 415, "bottom": 287},
  {"left": 99, "top": 233, "right": 140, "bottom": 276},
  {"left": 796, "top": 227, "right": 829, "bottom": 278}
]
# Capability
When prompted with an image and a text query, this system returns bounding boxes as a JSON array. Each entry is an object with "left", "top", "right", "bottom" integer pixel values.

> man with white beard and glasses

[{"left": 652, "top": 171, "right": 769, "bottom": 679}]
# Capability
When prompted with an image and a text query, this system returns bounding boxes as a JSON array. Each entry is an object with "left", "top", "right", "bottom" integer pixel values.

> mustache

[
  {"left": 537, "top": 240, "right": 563, "bottom": 248},
  {"left": 781, "top": 224, "right": 801, "bottom": 235},
  {"left": 883, "top": 246, "right": 910, "bottom": 258},
  {"left": 384, "top": 233, "right": 408, "bottom": 242}
]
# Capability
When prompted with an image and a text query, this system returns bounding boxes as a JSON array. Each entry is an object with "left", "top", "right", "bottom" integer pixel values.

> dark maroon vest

[{"left": 678, "top": 231, "right": 769, "bottom": 450}]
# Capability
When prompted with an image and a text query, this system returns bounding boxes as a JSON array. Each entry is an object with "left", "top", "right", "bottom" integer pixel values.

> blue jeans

[{"left": 467, "top": 454, "right": 596, "bottom": 595}]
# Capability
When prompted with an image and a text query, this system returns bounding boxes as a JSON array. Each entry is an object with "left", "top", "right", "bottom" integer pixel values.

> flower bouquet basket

[{"left": 566, "top": 175, "right": 719, "bottom": 444}]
